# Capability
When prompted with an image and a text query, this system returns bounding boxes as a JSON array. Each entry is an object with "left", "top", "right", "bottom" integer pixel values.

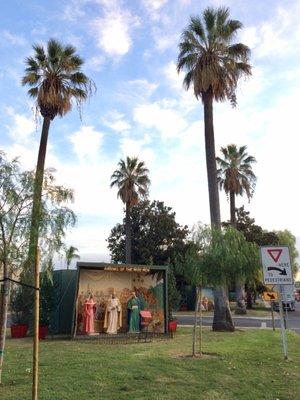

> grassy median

[{"left": 1, "top": 328, "right": 299, "bottom": 400}]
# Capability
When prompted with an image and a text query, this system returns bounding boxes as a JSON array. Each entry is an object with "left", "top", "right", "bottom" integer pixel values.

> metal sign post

[
  {"left": 260, "top": 246, "right": 293, "bottom": 360},
  {"left": 270, "top": 301, "right": 275, "bottom": 332},
  {"left": 278, "top": 289, "right": 288, "bottom": 360}
]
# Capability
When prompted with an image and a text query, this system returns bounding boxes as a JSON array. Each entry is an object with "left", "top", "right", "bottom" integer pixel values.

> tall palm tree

[
  {"left": 217, "top": 144, "right": 256, "bottom": 314},
  {"left": 22, "top": 39, "right": 93, "bottom": 275},
  {"left": 217, "top": 144, "right": 256, "bottom": 226},
  {"left": 110, "top": 157, "right": 150, "bottom": 264},
  {"left": 177, "top": 7, "right": 251, "bottom": 331},
  {"left": 65, "top": 246, "right": 80, "bottom": 270}
]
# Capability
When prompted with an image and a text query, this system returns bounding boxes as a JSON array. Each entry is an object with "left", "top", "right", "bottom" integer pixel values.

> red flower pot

[
  {"left": 39, "top": 325, "right": 49, "bottom": 340},
  {"left": 168, "top": 320, "right": 178, "bottom": 332},
  {"left": 11, "top": 324, "right": 28, "bottom": 338}
]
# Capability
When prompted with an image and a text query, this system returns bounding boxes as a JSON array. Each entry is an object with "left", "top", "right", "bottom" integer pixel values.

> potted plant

[
  {"left": 10, "top": 287, "right": 29, "bottom": 338},
  {"left": 168, "top": 316, "right": 178, "bottom": 333}
]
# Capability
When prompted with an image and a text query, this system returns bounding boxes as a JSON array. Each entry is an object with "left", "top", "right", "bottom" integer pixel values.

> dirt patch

[{"left": 172, "top": 352, "right": 219, "bottom": 360}]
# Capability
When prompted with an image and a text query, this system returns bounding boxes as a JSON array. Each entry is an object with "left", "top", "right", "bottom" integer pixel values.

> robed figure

[
  {"left": 127, "top": 292, "right": 140, "bottom": 332},
  {"left": 83, "top": 295, "right": 96, "bottom": 334},
  {"left": 104, "top": 294, "right": 122, "bottom": 334}
]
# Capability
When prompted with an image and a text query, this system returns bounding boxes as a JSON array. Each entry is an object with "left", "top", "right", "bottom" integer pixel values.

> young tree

[
  {"left": 64, "top": 246, "right": 80, "bottom": 270},
  {"left": 22, "top": 39, "right": 93, "bottom": 280},
  {"left": 0, "top": 153, "right": 76, "bottom": 383},
  {"left": 182, "top": 224, "right": 260, "bottom": 345},
  {"left": 176, "top": 243, "right": 207, "bottom": 357},
  {"left": 110, "top": 157, "right": 150, "bottom": 263},
  {"left": 217, "top": 144, "right": 256, "bottom": 314},
  {"left": 177, "top": 7, "right": 251, "bottom": 331}
]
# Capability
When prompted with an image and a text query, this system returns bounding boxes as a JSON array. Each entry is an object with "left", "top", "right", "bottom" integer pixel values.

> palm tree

[
  {"left": 65, "top": 246, "right": 80, "bottom": 270},
  {"left": 22, "top": 39, "right": 93, "bottom": 274},
  {"left": 177, "top": 7, "right": 251, "bottom": 331},
  {"left": 110, "top": 157, "right": 150, "bottom": 264},
  {"left": 217, "top": 144, "right": 256, "bottom": 314},
  {"left": 217, "top": 144, "right": 256, "bottom": 226}
]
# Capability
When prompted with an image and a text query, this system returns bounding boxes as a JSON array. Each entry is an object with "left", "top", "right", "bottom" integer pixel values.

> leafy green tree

[
  {"left": 110, "top": 158, "right": 150, "bottom": 264},
  {"left": 217, "top": 144, "right": 256, "bottom": 314},
  {"left": 0, "top": 152, "right": 76, "bottom": 383},
  {"left": 177, "top": 7, "right": 251, "bottom": 331},
  {"left": 64, "top": 246, "right": 80, "bottom": 270},
  {"left": 22, "top": 39, "right": 93, "bottom": 280},
  {"left": 275, "top": 230, "right": 299, "bottom": 278},
  {"left": 107, "top": 200, "right": 189, "bottom": 266}
]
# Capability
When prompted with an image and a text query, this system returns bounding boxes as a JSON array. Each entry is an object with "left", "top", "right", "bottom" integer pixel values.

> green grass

[{"left": 1, "top": 328, "right": 299, "bottom": 400}]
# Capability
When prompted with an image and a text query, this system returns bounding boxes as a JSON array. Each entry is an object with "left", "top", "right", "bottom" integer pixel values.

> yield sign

[
  {"left": 267, "top": 249, "right": 283, "bottom": 263},
  {"left": 260, "top": 246, "right": 293, "bottom": 285}
]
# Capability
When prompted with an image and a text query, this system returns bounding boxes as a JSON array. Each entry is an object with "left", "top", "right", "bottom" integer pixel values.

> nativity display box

[{"left": 72, "top": 262, "right": 169, "bottom": 337}]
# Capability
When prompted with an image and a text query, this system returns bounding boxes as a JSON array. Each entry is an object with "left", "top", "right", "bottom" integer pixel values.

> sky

[{"left": 1, "top": 0, "right": 300, "bottom": 269}]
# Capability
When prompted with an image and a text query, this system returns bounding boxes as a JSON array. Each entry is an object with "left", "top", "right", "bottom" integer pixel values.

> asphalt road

[{"left": 177, "top": 302, "right": 300, "bottom": 334}]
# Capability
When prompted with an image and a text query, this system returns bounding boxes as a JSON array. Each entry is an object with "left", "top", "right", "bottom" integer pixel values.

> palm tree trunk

[
  {"left": 229, "top": 190, "right": 236, "bottom": 227},
  {"left": 202, "top": 89, "right": 234, "bottom": 332},
  {"left": 235, "top": 280, "right": 247, "bottom": 314},
  {"left": 125, "top": 201, "right": 131, "bottom": 264},
  {"left": 27, "top": 117, "right": 51, "bottom": 277},
  {"left": 0, "top": 261, "right": 10, "bottom": 384},
  {"left": 229, "top": 192, "right": 247, "bottom": 314},
  {"left": 21, "top": 116, "right": 51, "bottom": 329}
]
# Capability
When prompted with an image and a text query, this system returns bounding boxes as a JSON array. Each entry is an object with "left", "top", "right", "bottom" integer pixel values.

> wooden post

[
  {"left": 192, "top": 287, "right": 199, "bottom": 357},
  {"left": 32, "top": 247, "right": 40, "bottom": 400},
  {"left": 199, "top": 286, "right": 203, "bottom": 356},
  {"left": 270, "top": 301, "right": 275, "bottom": 331}
]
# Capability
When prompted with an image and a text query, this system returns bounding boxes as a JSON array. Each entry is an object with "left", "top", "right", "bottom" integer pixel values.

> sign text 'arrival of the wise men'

[{"left": 260, "top": 246, "right": 293, "bottom": 285}]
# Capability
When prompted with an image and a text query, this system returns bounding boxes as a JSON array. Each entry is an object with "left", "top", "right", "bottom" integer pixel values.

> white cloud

[
  {"left": 6, "top": 107, "right": 36, "bottom": 143},
  {"left": 61, "top": 0, "right": 86, "bottom": 21},
  {"left": 116, "top": 79, "right": 158, "bottom": 105},
  {"left": 86, "top": 55, "right": 105, "bottom": 71},
  {"left": 133, "top": 102, "right": 187, "bottom": 140},
  {"left": 240, "top": 6, "right": 298, "bottom": 59},
  {"left": 142, "top": 0, "right": 168, "bottom": 20},
  {"left": 103, "top": 110, "right": 131, "bottom": 133},
  {"left": 1, "top": 30, "right": 26, "bottom": 45},
  {"left": 91, "top": 3, "right": 139, "bottom": 57},
  {"left": 119, "top": 135, "right": 155, "bottom": 167},
  {"left": 69, "top": 125, "right": 104, "bottom": 161}
]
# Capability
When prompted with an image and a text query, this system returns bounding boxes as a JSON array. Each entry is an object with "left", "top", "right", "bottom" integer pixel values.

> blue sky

[{"left": 1, "top": 0, "right": 300, "bottom": 268}]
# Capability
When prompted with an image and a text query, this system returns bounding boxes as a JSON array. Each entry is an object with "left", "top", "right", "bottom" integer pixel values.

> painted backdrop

[{"left": 75, "top": 267, "right": 165, "bottom": 334}]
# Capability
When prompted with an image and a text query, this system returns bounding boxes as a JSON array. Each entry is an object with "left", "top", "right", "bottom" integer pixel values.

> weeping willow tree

[{"left": 177, "top": 224, "right": 260, "bottom": 356}]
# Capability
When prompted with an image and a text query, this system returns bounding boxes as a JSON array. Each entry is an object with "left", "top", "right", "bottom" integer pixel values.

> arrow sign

[
  {"left": 267, "top": 249, "right": 282, "bottom": 263},
  {"left": 267, "top": 293, "right": 276, "bottom": 300},
  {"left": 267, "top": 267, "right": 287, "bottom": 275}
]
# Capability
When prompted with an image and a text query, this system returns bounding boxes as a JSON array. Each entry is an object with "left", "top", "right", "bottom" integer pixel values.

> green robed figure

[{"left": 127, "top": 292, "right": 140, "bottom": 332}]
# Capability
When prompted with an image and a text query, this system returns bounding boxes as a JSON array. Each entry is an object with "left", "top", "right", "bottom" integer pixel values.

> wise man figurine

[
  {"left": 104, "top": 292, "right": 122, "bottom": 334},
  {"left": 127, "top": 291, "right": 141, "bottom": 332},
  {"left": 83, "top": 294, "right": 96, "bottom": 334}
]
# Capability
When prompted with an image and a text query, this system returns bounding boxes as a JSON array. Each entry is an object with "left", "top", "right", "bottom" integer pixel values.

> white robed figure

[{"left": 104, "top": 293, "right": 122, "bottom": 334}]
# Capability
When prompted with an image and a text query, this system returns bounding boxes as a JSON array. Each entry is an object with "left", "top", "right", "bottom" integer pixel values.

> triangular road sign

[{"left": 267, "top": 249, "right": 282, "bottom": 263}]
